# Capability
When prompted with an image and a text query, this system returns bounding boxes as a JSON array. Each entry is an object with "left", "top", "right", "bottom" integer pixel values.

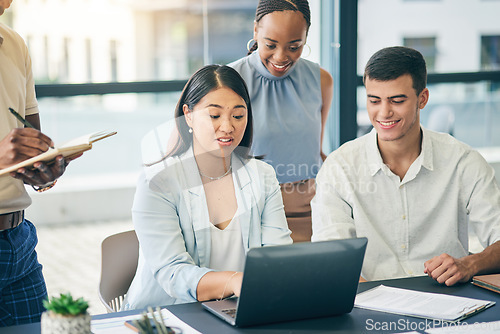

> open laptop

[{"left": 202, "top": 237, "right": 367, "bottom": 327}]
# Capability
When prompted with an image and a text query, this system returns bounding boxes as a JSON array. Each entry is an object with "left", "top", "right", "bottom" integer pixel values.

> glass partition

[
  {"left": 38, "top": 92, "right": 180, "bottom": 178},
  {"left": 4, "top": 0, "right": 258, "bottom": 83},
  {"left": 3, "top": 0, "right": 322, "bottom": 180}
]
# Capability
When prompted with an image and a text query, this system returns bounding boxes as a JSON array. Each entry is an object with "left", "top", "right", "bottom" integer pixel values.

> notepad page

[
  {"left": 91, "top": 308, "right": 201, "bottom": 334},
  {"left": 57, "top": 130, "right": 116, "bottom": 149},
  {"left": 355, "top": 285, "right": 494, "bottom": 321}
]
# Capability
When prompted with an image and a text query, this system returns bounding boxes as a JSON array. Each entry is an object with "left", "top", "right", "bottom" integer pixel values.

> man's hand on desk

[
  {"left": 424, "top": 253, "right": 472, "bottom": 286},
  {"left": 425, "top": 241, "right": 500, "bottom": 287}
]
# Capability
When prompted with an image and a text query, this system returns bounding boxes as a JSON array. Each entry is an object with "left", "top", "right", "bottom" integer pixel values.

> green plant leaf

[{"left": 43, "top": 293, "right": 89, "bottom": 316}]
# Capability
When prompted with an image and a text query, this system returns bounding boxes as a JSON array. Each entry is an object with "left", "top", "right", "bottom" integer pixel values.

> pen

[
  {"left": 9, "top": 107, "right": 35, "bottom": 129},
  {"left": 9, "top": 107, "right": 54, "bottom": 149}
]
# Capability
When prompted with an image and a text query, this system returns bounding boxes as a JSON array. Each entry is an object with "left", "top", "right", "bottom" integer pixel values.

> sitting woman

[{"left": 123, "top": 65, "right": 292, "bottom": 310}]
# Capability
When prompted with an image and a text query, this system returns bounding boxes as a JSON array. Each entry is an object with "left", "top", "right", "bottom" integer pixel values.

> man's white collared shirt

[{"left": 312, "top": 127, "right": 500, "bottom": 281}]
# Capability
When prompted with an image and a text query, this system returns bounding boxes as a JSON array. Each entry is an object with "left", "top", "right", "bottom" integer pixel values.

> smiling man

[{"left": 311, "top": 46, "right": 500, "bottom": 286}]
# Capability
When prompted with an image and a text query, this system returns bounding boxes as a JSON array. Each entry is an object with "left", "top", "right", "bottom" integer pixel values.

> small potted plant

[{"left": 41, "top": 293, "right": 91, "bottom": 334}]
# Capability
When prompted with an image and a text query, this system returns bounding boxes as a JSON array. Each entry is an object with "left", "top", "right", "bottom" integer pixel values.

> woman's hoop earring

[
  {"left": 247, "top": 39, "right": 256, "bottom": 51},
  {"left": 302, "top": 44, "right": 311, "bottom": 58}
]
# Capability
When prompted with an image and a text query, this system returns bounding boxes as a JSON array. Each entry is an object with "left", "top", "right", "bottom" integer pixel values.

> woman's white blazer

[{"left": 123, "top": 147, "right": 292, "bottom": 310}]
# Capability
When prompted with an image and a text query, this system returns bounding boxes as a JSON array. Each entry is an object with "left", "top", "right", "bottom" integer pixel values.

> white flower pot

[{"left": 41, "top": 311, "right": 91, "bottom": 334}]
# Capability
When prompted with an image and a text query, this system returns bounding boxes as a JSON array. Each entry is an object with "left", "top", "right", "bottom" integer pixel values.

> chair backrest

[{"left": 98, "top": 230, "right": 139, "bottom": 312}]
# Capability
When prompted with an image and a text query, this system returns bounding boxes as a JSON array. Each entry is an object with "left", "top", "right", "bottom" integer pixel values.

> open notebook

[{"left": 0, "top": 130, "right": 117, "bottom": 176}]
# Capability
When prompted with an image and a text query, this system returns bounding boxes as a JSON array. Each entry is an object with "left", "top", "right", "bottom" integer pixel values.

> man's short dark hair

[{"left": 363, "top": 46, "right": 427, "bottom": 96}]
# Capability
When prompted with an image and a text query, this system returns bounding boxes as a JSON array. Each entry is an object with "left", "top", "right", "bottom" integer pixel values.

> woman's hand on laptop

[{"left": 197, "top": 271, "right": 244, "bottom": 301}]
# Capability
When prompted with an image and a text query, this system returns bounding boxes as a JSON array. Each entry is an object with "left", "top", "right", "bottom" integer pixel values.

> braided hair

[{"left": 248, "top": 0, "right": 311, "bottom": 55}]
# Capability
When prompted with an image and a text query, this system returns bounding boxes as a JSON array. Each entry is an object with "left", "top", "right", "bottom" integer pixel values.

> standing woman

[
  {"left": 123, "top": 65, "right": 291, "bottom": 310},
  {"left": 229, "top": 0, "right": 333, "bottom": 242}
]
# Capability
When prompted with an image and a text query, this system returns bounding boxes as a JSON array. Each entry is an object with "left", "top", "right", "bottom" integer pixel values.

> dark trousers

[{"left": 0, "top": 220, "right": 47, "bottom": 326}]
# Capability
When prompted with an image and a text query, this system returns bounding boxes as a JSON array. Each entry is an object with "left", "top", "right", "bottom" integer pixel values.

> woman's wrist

[
  {"left": 229, "top": 272, "right": 243, "bottom": 297},
  {"left": 219, "top": 272, "right": 239, "bottom": 301}
]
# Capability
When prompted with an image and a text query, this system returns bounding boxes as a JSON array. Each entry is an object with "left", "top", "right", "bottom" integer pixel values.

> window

[
  {"left": 404, "top": 37, "right": 437, "bottom": 72},
  {"left": 357, "top": 0, "right": 500, "bottom": 149},
  {"left": 110, "top": 40, "right": 118, "bottom": 82},
  {"left": 85, "top": 38, "right": 92, "bottom": 82},
  {"left": 481, "top": 35, "right": 500, "bottom": 70},
  {"left": 3, "top": 0, "right": 270, "bottom": 178},
  {"left": 42, "top": 36, "right": 49, "bottom": 80},
  {"left": 61, "top": 37, "right": 70, "bottom": 82}
]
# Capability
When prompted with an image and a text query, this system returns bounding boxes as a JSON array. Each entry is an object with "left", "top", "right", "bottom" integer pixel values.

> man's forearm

[
  {"left": 25, "top": 114, "right": 41, "bottom": 130},
  {"left": 465, "top": 240, "right": 500, "bottom": 276}
]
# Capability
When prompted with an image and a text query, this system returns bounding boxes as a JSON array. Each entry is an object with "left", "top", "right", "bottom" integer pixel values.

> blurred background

[{"left": 1, "top": 0, "right": 498, "bottom": 314}]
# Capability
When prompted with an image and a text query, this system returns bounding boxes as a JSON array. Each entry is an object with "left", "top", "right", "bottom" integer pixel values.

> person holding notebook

[
  {"left": 123, "top": 65, "right": 292, "bottom": 310},
  {"left": 229, "top": 0, "right": 333, "bottom": 243},
  {"left": 312, "top": 46, "right": 500, "bottom": 286},
  {"left": 0, "top": 0, "right": 77, "bottom": 326}
]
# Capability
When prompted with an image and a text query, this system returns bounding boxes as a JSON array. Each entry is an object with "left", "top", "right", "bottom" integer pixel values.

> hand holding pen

[
  {"left": 1, "top": 108, "right": 54, "bottom": 166},
  {"left": 1, "top": 108, "right": 69, "bottom": 188}
]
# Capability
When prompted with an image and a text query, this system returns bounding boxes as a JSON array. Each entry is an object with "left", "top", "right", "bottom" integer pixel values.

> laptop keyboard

[{"left": 222, "top": 308, "right": 237, "bottom": 318}]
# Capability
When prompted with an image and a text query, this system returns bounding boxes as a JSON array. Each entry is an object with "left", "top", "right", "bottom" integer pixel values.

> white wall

[{"left": 358, "top": 0, "right": 500, "bottom": 74}]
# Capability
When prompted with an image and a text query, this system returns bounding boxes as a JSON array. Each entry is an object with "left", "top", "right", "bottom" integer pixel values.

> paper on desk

[
  {"left": 91, "top": 308, "right": 202, "bottom": 334},
  {"left": 426, "top": 320, "right": 500, "bottom": 333},
  {"left": 354, "top": 285, "right": 495, "bottom": 322}
]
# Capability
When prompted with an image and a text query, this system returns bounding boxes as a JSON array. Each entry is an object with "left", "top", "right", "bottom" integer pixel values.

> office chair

[{"left": 98, "top": 230, "right": 139, "bottom": 312}]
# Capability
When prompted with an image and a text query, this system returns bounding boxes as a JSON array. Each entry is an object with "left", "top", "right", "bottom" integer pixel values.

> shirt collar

[
  {"left": 365, "top": 126, "right": 434, "bottom": 177},
  {"left": 366, "top": 128, "right": 385, "bottom": 176},
  {"left": 420, "top": 126, "right": 434, "bottom": 172}
]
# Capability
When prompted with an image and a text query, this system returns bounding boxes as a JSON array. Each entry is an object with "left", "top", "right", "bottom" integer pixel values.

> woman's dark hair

[
  {"left": 363, "top": 46, "right": 427, "bottom": 96},
  {"left": 248, "top": 0, "right": 311, "bottom": 55},
  {"left": 166, "top": 64, "right": 253, "bottom": 159}
]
